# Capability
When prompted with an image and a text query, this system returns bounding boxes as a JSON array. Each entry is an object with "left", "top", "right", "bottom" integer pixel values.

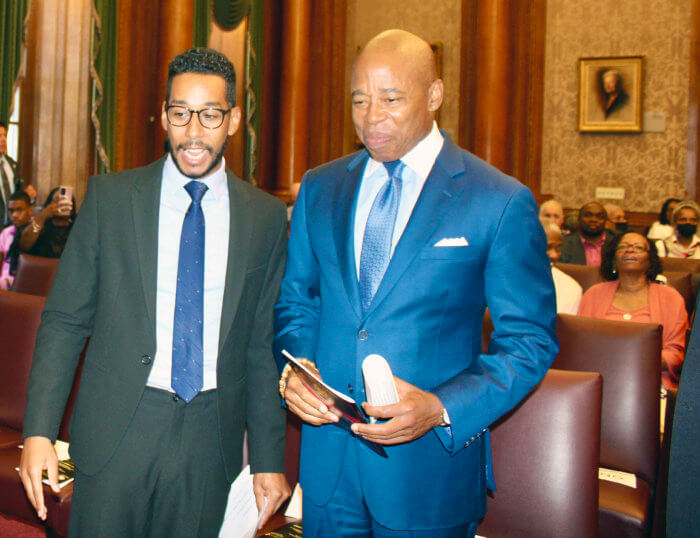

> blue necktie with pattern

[
  {"left": 359, "top": 160, "right": 405, "bottom": 313},
  {"left": 172, "top": 180, "right": 208, "bottom": 402}
]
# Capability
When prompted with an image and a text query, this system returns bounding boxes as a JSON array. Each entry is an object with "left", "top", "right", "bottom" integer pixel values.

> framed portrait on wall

[{"left": 578, "top": 56, "right": 643, "bottom": 132}]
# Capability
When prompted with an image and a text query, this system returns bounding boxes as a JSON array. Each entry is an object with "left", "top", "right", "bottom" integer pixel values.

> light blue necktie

[
  {"left": 172, "top": 180, "right": 208, "bottom": 402},
  {"left": 359, "top": 160, "right": 405, "bottom": 313}
]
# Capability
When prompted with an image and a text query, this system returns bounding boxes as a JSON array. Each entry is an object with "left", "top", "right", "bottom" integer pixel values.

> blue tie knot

[
  {"left": 383, "top": 160, "right": 404, "bottom": 179},
  {"left": 185, "top": 180, "right": 208, "bottom": 204}
]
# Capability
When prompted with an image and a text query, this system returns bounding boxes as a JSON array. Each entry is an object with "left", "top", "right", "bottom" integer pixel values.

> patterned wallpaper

[
  {"left": 541, "top": 0, "right": 692, "bottom": 213},
  {"left": 344, "top": 0, "right": 462, "bottom": 151}
]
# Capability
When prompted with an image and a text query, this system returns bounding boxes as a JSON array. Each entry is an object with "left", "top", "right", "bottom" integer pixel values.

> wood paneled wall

[
  {"left": 459, "top": 0, "right": 546, "bottom": 200},
  {"left": 259, "top": 0, "right": 346, "bottom": 199},
  {"left": 20, "top": 0, "right": 92, "bottom": 207}
]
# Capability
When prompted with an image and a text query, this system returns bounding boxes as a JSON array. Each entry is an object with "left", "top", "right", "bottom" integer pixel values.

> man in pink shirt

[
  {"left": 0, "top": 190, "right": 32, "bottom": 289},
  {"left": 561, "top": 201, "right": 616, "bottom": 265}
]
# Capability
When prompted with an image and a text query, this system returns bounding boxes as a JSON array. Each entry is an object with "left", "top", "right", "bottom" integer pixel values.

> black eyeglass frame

[{"left": 165, "top": 104, "right": 231, "bottom": 129}]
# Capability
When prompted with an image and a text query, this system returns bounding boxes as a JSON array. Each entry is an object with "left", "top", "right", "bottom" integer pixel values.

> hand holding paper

[{"left": 253, "top": 472, "right": 291, "bottom": 529}]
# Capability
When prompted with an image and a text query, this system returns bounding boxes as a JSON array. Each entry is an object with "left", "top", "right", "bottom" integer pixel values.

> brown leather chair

[
  {"left": 553, "top": 314, "right": 662, "bottom": 538},
  {"left": 0, "top": 290, "right": 45, "bottom": 449},
  {"left": 555, "top": 262, "right": 603, "bottom": 292},
  {"left": 477, "top": 369, "right": 603, "bottom": 538},
  {"left": 0, "top": 290, "right": 84, "bottom": 537},
  {"left": 10, "top": 253, "right": 60, "bottom": 297},
  {"left": 660, "top": 257, "right": 700, "bottom": 275},
  {"left": 663, "top": 270, "right": 695, "bottom": 316}
]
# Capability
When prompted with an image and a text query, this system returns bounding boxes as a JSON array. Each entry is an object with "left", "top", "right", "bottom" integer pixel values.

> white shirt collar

[
  {"left": 364, "top": 122, "right": 444, "bottom": 180},
  {"left": 162, "top": 153, "right": 228, "bottom": 201}
]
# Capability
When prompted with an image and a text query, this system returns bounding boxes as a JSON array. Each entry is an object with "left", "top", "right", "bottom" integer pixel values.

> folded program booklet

[{"left": 281, "top": 350, "right": 387, "bottom": 458}]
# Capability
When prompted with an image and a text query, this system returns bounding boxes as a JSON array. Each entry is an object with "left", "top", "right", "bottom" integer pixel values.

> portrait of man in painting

[
  {"left": 579, "top": 56, "right": 642, "bottom": 132},
  {"left": 597, "top": 68, "right": 629, "bottom": 118}
]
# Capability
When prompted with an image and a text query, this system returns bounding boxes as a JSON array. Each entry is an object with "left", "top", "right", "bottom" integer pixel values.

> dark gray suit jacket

[
  {"left": 23, "top": 157, "right": 288, "bottom": 480},
  {"left": 560, "top": 231, "right": 616, "bottom": 265}
]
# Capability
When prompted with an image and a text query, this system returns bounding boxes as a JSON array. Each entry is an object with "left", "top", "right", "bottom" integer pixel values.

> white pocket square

[{"left": 434, "top": 237, "right": 469, "bottom": 247}]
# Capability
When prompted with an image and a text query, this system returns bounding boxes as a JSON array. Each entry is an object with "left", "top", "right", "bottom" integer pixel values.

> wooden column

[
  {"left": 471, "top": 0, "right": 511, "bottom": 172},
  {"left": 687, "top": 0, "right": 700, "bottom": 201},
  {"left": 275, "top": 0, "right": 311, "bottom": 199},
  {"left": 308, "top": 0, "right": 346, "bottom": 170},
  {"left": 153, "top": 0, "right": 194, "bottom": 161},
  {"left": 23, "top": 0, "right": 92, "bottom": 206},
  {"left": 209, "top": 20, "right": 248, "bottom": 178},
  {"left": 114, "top": 1, "right": 160, "bottom": 172}
]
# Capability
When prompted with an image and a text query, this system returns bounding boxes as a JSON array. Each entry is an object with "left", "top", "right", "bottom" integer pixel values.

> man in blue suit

[{"left": 274, "top": 30, "right": 558, "bottom": 537}]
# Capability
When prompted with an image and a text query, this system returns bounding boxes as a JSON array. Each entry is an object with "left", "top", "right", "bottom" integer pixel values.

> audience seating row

[
  {"left": 10, "top": 254, "right": 59, "bottom": 297},
  {"left": 557, "top": 262, "right": 696, "bottom": 316},
  {"left": 0, "top": 290, "right": 83, "bottom": 537},
  {"left": 0, "top": 280, "right": 670, "bottom": 537},
  {"left": 482, "top": 311, "right": 662, "bottom": 537}
]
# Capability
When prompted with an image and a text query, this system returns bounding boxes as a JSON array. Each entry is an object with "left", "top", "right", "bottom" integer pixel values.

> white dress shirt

[
  {"left": 0, "top": 155, "right": 16, "bottom": 206},
  {"left": 148, "top": 155, "right": 230, "bottom": 392},
  {"left": 354, "top": 122, "right": 444, "bottom": 278},
  {"left": 551, "top": 265, "right": 582, "bottom": 315}
]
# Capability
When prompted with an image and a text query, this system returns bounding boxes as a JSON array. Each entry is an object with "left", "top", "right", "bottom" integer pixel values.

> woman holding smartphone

[{"left": 16, "top": 186, "right": 76, "bottom": 259}]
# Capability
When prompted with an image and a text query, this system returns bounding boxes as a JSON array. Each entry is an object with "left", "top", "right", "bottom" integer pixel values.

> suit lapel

[
  {"left": 218, "top": 170, "right": 252, "bottom": 355},
  {"left": 333, "top": 152, "right": 368, "bottom": 320},
  {"left": 366, "top": 137, "right": 466, "bottom": 316},
  {"left": 131, "top": 158, "right": 166, "bottom": 331}
]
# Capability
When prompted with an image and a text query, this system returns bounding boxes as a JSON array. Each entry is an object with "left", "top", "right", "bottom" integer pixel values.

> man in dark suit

[
  {"left": 560, "top": 201, "right": 616, "bottom": 265},
  {"left": 19, "top": 48, "right": 289, "bottom": 536},
  {"left": 0, "top": 121, "right": 35, "bottom": 225},
  {"left": 274, "top": 30, "right": 557, "bottom": 536}
]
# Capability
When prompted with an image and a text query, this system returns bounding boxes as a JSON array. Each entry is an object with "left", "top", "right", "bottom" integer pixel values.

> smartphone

[{"left": 58, "top": 185, "right": 73, "bottom": 215}]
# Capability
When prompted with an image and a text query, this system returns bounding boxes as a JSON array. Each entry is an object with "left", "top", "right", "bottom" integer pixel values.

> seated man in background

[
  {"left": 17, "top": 187, "right": 75, "bottom": 259},
  {"left": 604, "top": 203, "right": 627, "bottom": 233},
  {"left": 539, "top": 199, "right": 565, "bottom": 229},
  {"left": 0, "top": 190, "right": 32, "bottom": 289},
  {"left": 541, "top": 217, "right": 582, "bottom": 314},
  {"left": 561, "top": 201, "right": 616, "bottom": 265}
]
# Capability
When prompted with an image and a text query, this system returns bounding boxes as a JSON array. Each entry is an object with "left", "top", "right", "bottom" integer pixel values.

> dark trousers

[{"left": 69, "top": 388, "right": 230, "bottom": 538}]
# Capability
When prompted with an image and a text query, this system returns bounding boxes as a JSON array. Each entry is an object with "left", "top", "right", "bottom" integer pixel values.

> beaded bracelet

[{"left": 278, "top": 358, "right": 316, "bottom": 399}]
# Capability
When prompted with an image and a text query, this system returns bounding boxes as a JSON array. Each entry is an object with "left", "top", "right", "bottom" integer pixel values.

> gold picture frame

[{"left": 578, "top": 56, "right": 643, "bottom": 133}]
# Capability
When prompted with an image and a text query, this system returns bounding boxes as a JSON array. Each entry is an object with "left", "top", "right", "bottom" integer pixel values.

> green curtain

[
  {"left": 0, "top": 0, "right": 29, "bottom": 121},
  {"left": 92, "top": 0, "right": 117, "bottom": 173},
  {"left": 194, "top": 0, "right": 212, "bottom": 48},
  {"left": 244, "top": 0, "right": 262, "bottom": 184}
]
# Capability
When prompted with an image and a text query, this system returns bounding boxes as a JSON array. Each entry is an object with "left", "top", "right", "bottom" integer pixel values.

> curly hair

[
  {"left": 600, "top": 233, "right": 662, "bottom": 282},
  {"left": 166, "top": 48, "right": 236, "bottom": 106}
]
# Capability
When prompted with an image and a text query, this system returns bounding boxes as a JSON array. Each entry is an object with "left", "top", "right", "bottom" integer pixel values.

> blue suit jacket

[{"left": 274, "top": 137, "right": 558, "bottom": 529}]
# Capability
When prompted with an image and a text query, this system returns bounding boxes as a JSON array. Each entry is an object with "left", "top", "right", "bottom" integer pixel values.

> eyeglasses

[
  {"left": 616, "top": 243, "right": 648, "bottom": 253},
  {"left": 165, "top": 105, "right": 230, "bottom": 129}
]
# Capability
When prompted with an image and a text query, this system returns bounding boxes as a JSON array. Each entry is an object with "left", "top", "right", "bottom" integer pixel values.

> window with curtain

[{"left": 6, "top": 86, "right": 20, "bottom": 160}]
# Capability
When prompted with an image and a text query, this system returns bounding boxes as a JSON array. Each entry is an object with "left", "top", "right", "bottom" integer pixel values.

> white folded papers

[{"left": 219, "top": 465, "right": 268, "bottom": 538}]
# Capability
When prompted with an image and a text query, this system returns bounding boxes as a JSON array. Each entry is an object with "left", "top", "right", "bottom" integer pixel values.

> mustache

[{"left": 177, "top": 142, "right": 214, "bottom": 152}]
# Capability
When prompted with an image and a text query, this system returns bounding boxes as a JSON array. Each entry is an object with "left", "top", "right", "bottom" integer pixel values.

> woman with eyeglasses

[{"left": 578, "top": 232, "right": 688, "bottom": 388}]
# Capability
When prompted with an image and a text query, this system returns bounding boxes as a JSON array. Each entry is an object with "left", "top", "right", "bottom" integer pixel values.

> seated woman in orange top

[{"left": 579, "top": 232, "right": 688, "bottom": 388}]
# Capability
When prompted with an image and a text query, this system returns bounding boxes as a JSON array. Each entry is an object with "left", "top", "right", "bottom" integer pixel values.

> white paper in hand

[{"left": 218, "top": 465, "right": 268, "bottom": 538}]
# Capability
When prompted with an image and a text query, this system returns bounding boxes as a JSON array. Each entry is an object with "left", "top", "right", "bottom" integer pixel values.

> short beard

[
  {"left": 580, "top": 227, "right": 603, "bottom": 239},
  {"left": 169, "top": 139, "right": 228, "bottom": 179}
]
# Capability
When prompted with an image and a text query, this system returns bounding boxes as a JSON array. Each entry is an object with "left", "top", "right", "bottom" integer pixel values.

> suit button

[
  {"left": 172, "top": 395, "right": 180, "bottom": 402},
  {"left": 348, "top": 383, "right": 354, "bottom": 394},
  {"left": 141, "top": 354, "right": 152, "bottom": 365},
  {"left": 358, "top": 329, "right": 368, "bottom": 341}
]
